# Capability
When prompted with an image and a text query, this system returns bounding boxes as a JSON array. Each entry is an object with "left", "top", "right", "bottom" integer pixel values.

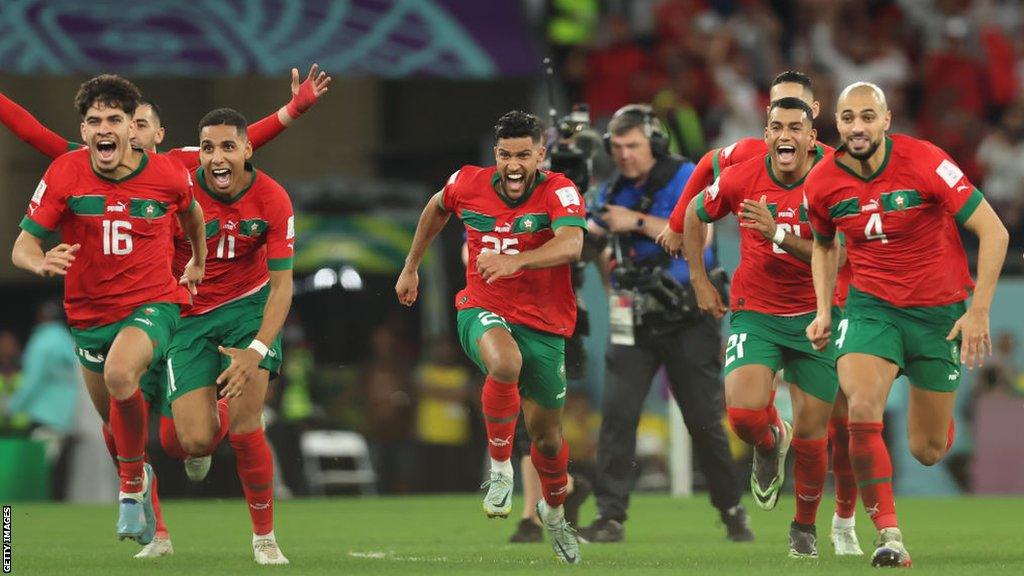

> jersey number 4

[
  {"left": 864, "top": 213, "right": 888, "bottom": 244},
  {"left": 102, "top": 220, "right": 132, "bottom": 255}
]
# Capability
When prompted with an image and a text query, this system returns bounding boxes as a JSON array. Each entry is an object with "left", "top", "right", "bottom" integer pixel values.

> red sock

[
  {"left": 101, "top": 423, "right": 118, "bottom": 464},
  {"left": 829, "top": 417, "right": 858, "bottom": 518},
  {"left": 159, "top": 416, "right": 188, "bottom": 460},
  {"left": 109, "top": 389, "right": 148, "bottom": 493},
  {"left": 946, "top": 419, "right": 955, "bottom": 452},
  {"left": 148, "top": 470, "right": 169, "bottom": 538},
  {"left": 727, "top": 406, "right": 777, "bottom": 452},
  {"left": 792, "top": 436, "right": 828, "bottom": 525},
  {"left": 230, "top": 429, "right": 274, "bottom": 535},
  {"left": 849, "top": 421, "right": 897, "bottom": 530},
  {"left": 214, "top": 398, "right": 230, "bottom": 448},
  {"left": 481, "top": 376, "right": 520, "bottom": 462},
  {"left": 531, "top": 440, "right": 569, "bottom": 508}
]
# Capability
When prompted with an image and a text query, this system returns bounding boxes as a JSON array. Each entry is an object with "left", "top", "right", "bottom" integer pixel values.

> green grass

[{"left": 7, "top": 494, "right": 1023, "bottom": 575}]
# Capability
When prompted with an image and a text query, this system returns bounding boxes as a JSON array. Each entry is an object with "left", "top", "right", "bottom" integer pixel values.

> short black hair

[
  {"left": 769, "top": 97, "right": 815, "bottom": 119},
  {"left": 494, "top": 110, "right": 543, "bottom": 143},
  {"left": 138, "top": 99, "right": 162, "bottom": 124},
  {"left": 198, "top": 107, "right": 248, "bottom": 138},
  {"left": 771, "top": 70, "right": 813, "bottom": 97},
  {"left": 74, "top": 74, "right": 141, "bottom": 118}
]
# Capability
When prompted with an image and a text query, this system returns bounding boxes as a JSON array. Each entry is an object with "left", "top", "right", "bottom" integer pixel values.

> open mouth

[
  {"left": 505, "top": 172, "right": 524, "bottom": 193},
  {"left": 96, "top": 140, "right": 117, "bottom": 162},
  {"left": 211, "top": 167, "right": 232, "bottom": 188},
  {"left": 848, "top": 135, "right": 870, "bottom": 149},
  {"left": 776, "top": 144, "right": 796, "bottom": 163}
]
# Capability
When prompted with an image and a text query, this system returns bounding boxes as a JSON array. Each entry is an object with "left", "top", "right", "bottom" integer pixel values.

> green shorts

[
  {"left": 836, "top": 287, "right": 965, "bottom": 392},
  {"left": 457, "top": 307, "right": 567, "bottom": 409},
  {"left": 162, "top": 286, "right": 282, "bottom": 415},
  {"left": 725, "top": 308, "right": 840, "bottom": 403},
  {"left": 70, "top": 303, "right": 181, "bottom": 404}
]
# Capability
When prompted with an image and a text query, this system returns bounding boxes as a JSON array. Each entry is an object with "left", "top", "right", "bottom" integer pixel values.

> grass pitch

[{"left": 8, "top": 493, "right": 1023, "bottom": 575}]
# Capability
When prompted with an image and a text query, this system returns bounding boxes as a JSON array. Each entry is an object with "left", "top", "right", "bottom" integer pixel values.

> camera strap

[{"left": 606, "top": 155, "right": 687, "bottom": 214}]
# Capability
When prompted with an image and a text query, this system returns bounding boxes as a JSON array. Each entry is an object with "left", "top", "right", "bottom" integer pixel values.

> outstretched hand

[{"left": 287, "top": 63, "right": 332, "bottom": 117}]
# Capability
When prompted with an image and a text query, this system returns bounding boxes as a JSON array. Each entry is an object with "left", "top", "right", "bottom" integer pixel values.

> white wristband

[
  {"left": 248, "top": 339, "right": 269, "bottom": 359},
  {"left": 771, "top": 227, "right": 786, "bottom": 246}
]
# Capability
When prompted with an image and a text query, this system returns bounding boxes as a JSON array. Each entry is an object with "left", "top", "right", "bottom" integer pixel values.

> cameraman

[{"left": 580, "top": 104, "right": 752, "bottom": 543}]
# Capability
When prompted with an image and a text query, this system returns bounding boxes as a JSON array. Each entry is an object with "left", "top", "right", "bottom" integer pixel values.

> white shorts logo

[
  {"left": 935, "top": 159, "right": 964, "bottom": 188},
  {"left": 31, "top": 179, "right": 47, "bottom": 204},
  {"left": 555, "top": 186, "right": 581, "bottom": 207}
]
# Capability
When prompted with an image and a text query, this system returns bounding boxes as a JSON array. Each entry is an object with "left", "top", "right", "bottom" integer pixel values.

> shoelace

[{"left": 255, "top": 540, "right": 279, "bottom": 558}]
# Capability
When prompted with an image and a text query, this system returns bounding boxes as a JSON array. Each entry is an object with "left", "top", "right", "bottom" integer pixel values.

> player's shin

[
  {"left": 109, "top": 390, "right": 148, "bottom": 493},
  {"left": 791, "top": 436, "right": 828, "bottom": 525},
  {"left": 482, "top": 376, "right": 520, "bottom": 466},
  {"left": 727, "top": 406, "right": 777, "bottom": 451},
  {"left": 531, "top": 439, "right": 570, "bottom": 510},
  {"left": 848, "top": 421, "right": 897, "bottom": 530},
  {"left": 829, "top": 417, "right": 858, "bottom": 518},
  {"left": 230, "top": 429, "right": 275, "bottom": 536},
  {"left": 159, "top": 416, "right": 188, "bottom": 460}
]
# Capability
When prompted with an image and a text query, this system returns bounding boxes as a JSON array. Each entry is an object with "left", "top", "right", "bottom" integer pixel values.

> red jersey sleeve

[
  {"left": 694, "top": 174, "right": 734, "bottom": 223},
  {"left": 917, "top": 141, "right": 984, "bottom": 225},
  {"left": 20, "top": 162, "right": 69, "bottom": 237},
  {"left": 805, "top": 168, "right": 837, "bottom": 241},
  {"left": 439, "top": 168, "right": 465, "bottom": 213},
  {"left": 0, "top": 92, "right": 74, "bottom": 160},
  {"left": 668, "top": 149, "right": 715, "bottom": 232},
  {"left": 247, "top": 112, "right": 287, "bottom": 151},
  {"left": 165, "top": 147, "right": 201, "bottom": 171},
  {"left": 544, "top": 176, "right": 587, "bottom": 230},
  {"left": 176, "top": 165, "right": 196, "bottom": 213},
  {"left": 266, "top": 187, "right": 295, "bottom": 271}
]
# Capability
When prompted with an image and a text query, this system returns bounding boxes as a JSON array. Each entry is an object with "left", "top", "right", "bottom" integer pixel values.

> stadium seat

[{"left": 300, "top": 430, "right": 377, "bottom": 495}]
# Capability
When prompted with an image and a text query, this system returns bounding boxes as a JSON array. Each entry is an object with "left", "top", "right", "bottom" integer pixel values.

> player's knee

[
  {"left": 845, "top": 395, "right": 883, "bottom": 423},
  {"left": 909, "top": 438, "right": 946, "bottom": 466},
  {"left": 487, "top": 352, "right": 522, "bottom": 383},
  {"left": 103, "top": 363, "right": 140, "bottom": 398},
  {"left": 178, "top": 428, "right": 216, "bottom": 457},
  {"left": 532, "top": 431, "right": 563, "bottom": 457}
]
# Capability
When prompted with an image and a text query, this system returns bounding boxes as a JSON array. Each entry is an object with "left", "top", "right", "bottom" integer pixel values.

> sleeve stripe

[
  {"left": 694, "top": 191, "right": 713, "bottom": 223},
  {"left": 809, "top": 223, "right": 834, "bottom": 243},
  {"left": 552, "top": 215, "right": 587, "bottom": 230},
  {"left": 268, "top": 257, "right": 293, "bottom": 271},
  {"left": 954, "top": 188, "right": 984, "bottom": 225},
  {"left": 711, "top": 149, "right": 722, "bottom": 179},
  {"left": 20, "top": 215, "right": 53, "bottom": 238}
]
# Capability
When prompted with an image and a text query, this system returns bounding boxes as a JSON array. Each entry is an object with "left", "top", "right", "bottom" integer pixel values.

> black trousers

[{"left": 594, "top": 314, "right": 741, "bottom": 522}]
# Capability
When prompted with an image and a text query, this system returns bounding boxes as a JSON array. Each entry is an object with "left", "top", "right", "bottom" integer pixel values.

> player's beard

[{"left": 845, "top": 135, "right": 881, "bottom": 161}]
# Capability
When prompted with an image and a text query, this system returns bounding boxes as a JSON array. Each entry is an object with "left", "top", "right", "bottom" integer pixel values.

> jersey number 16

[{"left": 102, "top": 220, "right": 132, "bottom": 255}]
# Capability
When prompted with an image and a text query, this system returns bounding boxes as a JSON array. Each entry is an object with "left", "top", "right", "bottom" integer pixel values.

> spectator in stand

[
  {"left": 360, "top": 324, "right": 416, "bottom": 494},
  {"left": 976, "top": 101, "right": 1024, "bottom": 235},
  {"left": 583, "top": 15, "right": 655, "bottom": 118},
  {"left": 414, "top": 336, "right": 475, "bottom": 493}
]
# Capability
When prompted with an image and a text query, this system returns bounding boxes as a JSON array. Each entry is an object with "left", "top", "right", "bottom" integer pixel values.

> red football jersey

[
  {"left": 668, "top": 137, "right": 768, "bottom": 232},
  {"left": 806, "top": 134, "right": 981, "bottom": 307},
  {"left": 21, "top": 149, "right": 194, "bottom": 328},
  {"left": 173, "top": 166, "right": 294, "bottom": 316},
  {"left": 165, "top": 147, "right": 201, "bottom": 171},
  {"left": 697, "top": 147, "right": 828, "bottom": 316},
  {"left": 442, "top": 166, "right": 586, "bottom": 336}
]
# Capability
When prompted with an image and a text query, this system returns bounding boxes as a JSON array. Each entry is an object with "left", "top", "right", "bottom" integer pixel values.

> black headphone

[{"left": 603, "top": 103, "right": 670, "bottom": 158}]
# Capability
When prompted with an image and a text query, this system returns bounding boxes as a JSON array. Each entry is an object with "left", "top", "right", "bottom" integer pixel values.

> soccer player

[
  {"left": 0, "top": 64, "right": 328, "bottom": 558},
  {"left": 10, "top": 74, "right": 207, "bottom": 546},
  {"left": 0, "top": 63, "right": 331, "bottom": 161},
  {"left": 155, "top": 108, "right": 295, "bottom": 565},
  {"left": 682, "top": 97, "right": 842, "bottom": 558},
  {"left": 396, "top": 111, "right": 586, "bottom": 564},
  {"left": 659, "top": 71, "right": 864, "bottom": 555},
  {"left": 804, "top": 82, "right": 1009, "bottom": 567}
]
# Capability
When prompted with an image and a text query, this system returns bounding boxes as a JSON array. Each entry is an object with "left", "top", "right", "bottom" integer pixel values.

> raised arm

[
  {"left": 0, "top": 92, "right": 76, "bottom": 159},
  {"left": 247, "top": 64, "right": 332, "bottom": 150}
]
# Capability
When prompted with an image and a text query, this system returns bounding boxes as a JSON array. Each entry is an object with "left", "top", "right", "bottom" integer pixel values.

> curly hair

[
  {"left": 74, "top": 74, "right": 141, "bottom": 118},
  {"left": 494, "top": 110, "right": 543, "bottom": 143}
]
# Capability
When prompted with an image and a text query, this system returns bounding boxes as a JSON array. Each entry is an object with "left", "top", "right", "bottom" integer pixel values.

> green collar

[
  {"left": 765, "top": 144, "right": 825, "bottom": 190},
  {"left": 491, "top": 170, "right": 547, "bottom": 208},
  {"left": 92, "top": 148, "right": 148, "bottom": 183},
  {"left": 835, "top": 136, "right": 893, "bottom": 182},
  {"left": 197, "top": 163, "right": 257, "bottom": 205}
]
